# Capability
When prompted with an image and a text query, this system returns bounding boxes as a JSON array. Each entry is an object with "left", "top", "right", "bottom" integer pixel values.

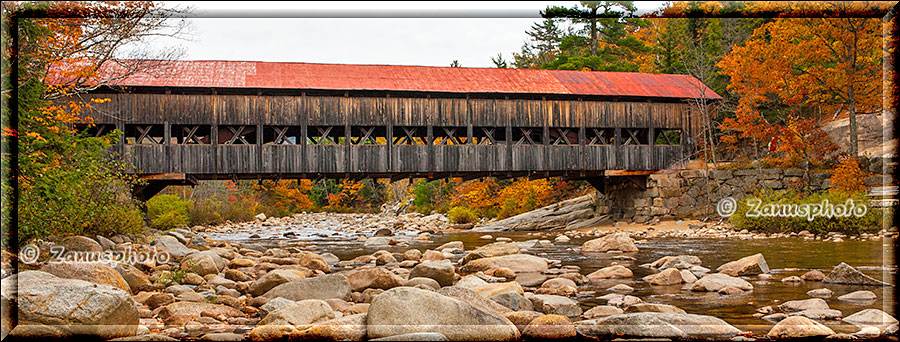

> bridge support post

[{"left": 132, "top": 174, "right": 198, "bottom": 202}]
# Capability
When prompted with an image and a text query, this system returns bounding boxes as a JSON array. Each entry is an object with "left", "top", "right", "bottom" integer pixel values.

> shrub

[
  {"left": 186, "top": 199, "right": 224, "bottom": 226},
  {"left": 146, "top": 194, "right": 190, "bottom": 230},
  {"left": 828, "top": 156, "right": 871, "bottom": 193},
  {"left": 730, "top": 189, "right": 882, "bottom": 234},
  {"left": 447, "top": 206, "right": 478, "bottom": 224},
  {"left": 92, "top": 203, "right": 145, "bottom": 237}
]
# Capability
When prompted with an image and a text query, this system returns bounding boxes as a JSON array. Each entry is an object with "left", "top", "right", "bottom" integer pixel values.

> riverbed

[{"left": 202, "top": 213, "right": 897, "bottom": 335}]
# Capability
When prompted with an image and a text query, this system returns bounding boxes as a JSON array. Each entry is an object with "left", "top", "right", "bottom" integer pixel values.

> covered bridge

[{"left": 70, "top": 61, "right": 721, "bottom": 199}]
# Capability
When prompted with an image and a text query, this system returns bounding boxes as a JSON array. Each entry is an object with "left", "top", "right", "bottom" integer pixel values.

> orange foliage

[
  {"left": 828, "top": 157, "right": 871, "bottom": 193},
  {"left": 497, "top": 179, "right": 555, "bottom": 218},
  {"left": 450, "top": 179, "right": 500, "bottom": 215},
  {"left": 254, "top": 180, "right": 314, "bottom": 212}
]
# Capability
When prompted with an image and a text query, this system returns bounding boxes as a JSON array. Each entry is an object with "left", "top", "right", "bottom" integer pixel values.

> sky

[{"left": 153, "top": 1, "right": 669, "bottom": 68}]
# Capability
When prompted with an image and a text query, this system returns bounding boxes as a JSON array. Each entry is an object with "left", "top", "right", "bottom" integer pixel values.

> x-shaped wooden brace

[
  {"left": 311, "top": 127, "right": 336, "bottom": 145},
  {"left": 351, "top": 127, "right": 376, "bottom": 145},
  {"left": 657, "top": 130, "right": 676, "bottom": 145},
  {"left": 392, "top": 127, "right": 419, "bottom": 145},
  {"left": 273, "top": 126, "right": 292, "bottom": 144},
  {"left": 438, "top": 127, "right": 463, "bottom": 145},
  {"left": 623, "top": 128, "right": 642, "bottom": 146},
  {"left": 552, "top": 128, "right": 573, "bottom": 145},
  {"left": 136, "top": 125, "right": 162, "bottom": 144},
  {"left": 225, "top": 126, "right": 253, "bottom": 145},
  {"left": 515, "top": 128, "right": 537, "bottom": 145},
  {"left": 182, "top": 126, "right": 203, "bottom": 144},
  {"left": 588, "top": 128, "right": 610, "bottom": 145},
  {"left": 91, "top": 124, "right": 110, "bottom": 137},
  {"left": 478, "top": 127, "right": 496, "bottom": 145}
]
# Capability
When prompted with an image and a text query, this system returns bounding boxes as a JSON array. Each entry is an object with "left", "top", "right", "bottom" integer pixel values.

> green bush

[
  {"left": 186, "top": 199, "right": 224, "bottom": 226},
  {"left": 447, "top": 206, "right": 478, "bottom": 224},
  {"left": 93, "top": 203, "right": 145, "bottom": 237},
  {"left": 730, "top": 189, "right": 882, "bottom": 234},
  {"left": 147, "top": 194, "right": 191, "bottom": 230}
]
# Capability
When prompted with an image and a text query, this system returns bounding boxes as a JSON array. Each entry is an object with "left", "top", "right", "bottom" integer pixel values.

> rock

[
  {"left": 409, "top": 260, "right": 455, "bottom": 287},
  {"left": 259, "top": 297, "right": 296, "bottom": 318},
  {"left": 837, "top": 290, "right": 877, "bottom": 302},
  {"left": 293, "top": 313, "right": 368, "bottom": 341},
  {"left": 531, "top": 295, "right": 582, "bottom": 318},
  {"left": 113, "top": 264, "right": 151, "bottom": 294},
  {"left": 763, "top": 313, "right": 788, "bottom": 322},
  {"left": 504, "top": 311, "right": 544, "bottom": 333},
  {"left": 5, "top": 271, "right": 138, "bottom": 339},
  {"left": 374, "top": 228, "right": 393, "bottom": 236},
  {"left": 781, "top": 276, "right": 803, "bottom": 283},
  {"left": 576, "top": 312, "right": 741, "bottom": 340},
  {"left": 460, "top": 242, "right": 520, "bottom": 265},
  {"left": 257, "top": 299, "right": 335, "bottom": 325},
  {"left": 489, "top": 293, "right": 533, "bottom": 312},
  {"left": 521, "top": 314, "right": 576, "bottom": 339},
  {"left": 264, "top": 273, "right": 351, "bottom": 301},
  {"left": 403, "top": 249, "right": 422, "bottom": 261},
  {"left": 375, "top": 253, "right": 397, "bottom": 265},
  {"left": 608, "top": 284, "right": 634, "bottom": 293},
  {"left": 607, "top": 295, "right": 643, "bottom": 308},
  {"left": 224, "top": 269, "right": 251, "bottom": 282},
  {"left": 405, "top": 277, "right": 441, "bottom": 290},
  {"left": 582, "top": 305, "right": 623, "bottom": 319},
  {"left": 514, "top": 272, "right": 548, "bottom": 287},
  {"left": 642, "top": 268, "right": 684, "bottom": 285},
  {"left": 255, "top": 213, "right": 267, "bottom": 220},
  {"left": 788, "top": 309, "right": 843, "bottom": 320},
  {"left": 718, "top": 286, "right": 745, "bottom": 295},
  {"left": 822, "top": 262, "right": 890, "bottom": 286},
  {"left": 437, "top": 286, "right": 513, "bottom": 316},
  {"left": 370, "top": 332, "right": 449, "bottom": 341},
  {"left": 807, "top": 288, "right": 834, "bottom": 298},
  {"left": 586, "top": 265, "right": 633, "bottom": 280},
  {"left": 157, "top": 302, "right": 242, "bottom": 321},
  {"left": 60, "top": 235, "right": 103, "bottom": 252},
  {"left": 649, "top": 255, "right": 702, "bottom": 270},
  {"left": 843, "top": 309, "right": 898, "bottom": 326},
  {"left": 364, "top": 236, "right": 398, "bottom": 247},
  {"left": 459, "top": 254, "right": 548, "bottom": 274},
  {"left": 181, "top": 251, "right": 226, "bottom": 276},
  {"left": 470, "top": 282, "right": 524, "bottom": 299},
  {"left": 366, "top": 287, "right": 519, "bottom": 341},
  {"left": 625, "top": 303, "right": 686, "bottom": 314},
  {"left": 541, "top": 277, "right": 577, "bottom": 291},
  {"left": 40, "top": 262, "right": 130, "bottom": 292},
  {"left": 767, "top": 316, "right": 835, "bottom": 338},
  {"left": 248, "top": 325, "right": 299, "bottom": 341},
  {"left": 491, "top": 267, "right": 516, "bottom": 280},
  {"left": 801, "top": 270, "right": 826, "bottom": 281},
  {"left": 779, "top": 298, "right": 830, "bottom": 312},
  {"left": 146, "top": 293, "right": 175, "bottom": 310},
  {"left": 456, "top": 275, "right": 489, "bottom": 289},
  {"left": 151, "top": 235, "right": 193, "bottom": 261},
  {"left": 581, "top": 233, "right": 638, "bottom": 253},
  {"left": 347, "top": 267, "right": 405, "bottom": 291},
  {"left": 199, "top": 333, "right": 244, "bottom": 341},
  {"left": 716, "top": 253, "right": 769, "bottom": 276},
  {"left": 251, "top": 268, "right": 311, "bottom": 296},
  {"left": 690, "top": 273, "right": 753, "bottom": 292}
]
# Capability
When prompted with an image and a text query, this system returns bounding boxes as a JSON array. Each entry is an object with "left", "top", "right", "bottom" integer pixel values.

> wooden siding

[{"left": 74, "top": 91, "right": 699, "bottom": 177}]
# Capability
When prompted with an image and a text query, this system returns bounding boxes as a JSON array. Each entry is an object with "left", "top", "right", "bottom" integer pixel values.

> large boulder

[
  {"left": 716, "top": 253, "right": 769, "bottom": 276},
  {"left": 249, "top": 269, "right": 309, "bottom": 297},
  {"left": 114, "top": 263, "right": 151, "bottom": 293},
  {"left": 347, "top": 267, "right": 405, "bottom": 291},
  {"left": 690, "top": 273, "right": 753, "bottom": 292},
  {"left": 151, "top": 235, "right": 194, "bottom": 261},
  {"left": 437, "top": 286, "right": 513, "bottom": 316},
  {"left": 294, "top": 313, "right": 368, "bottom": 341},
  {"left": 822, "top": 262, "right": 890, "bottom": 286},
  {"left": 264, "top": 274, "right": 351, "bottom": 301},
  {"left": 521, "top": 314, "right": 576, "bottom": 339},
  {"left": 459, "top": 242, "right": 520, "bottom": 265},
  {"left": 778, "top": 298, "right": 830, "bottom": 312},
  {"left": 531, "top": 295, "right": 582, "bottom": 318},
  {"left": 581, "top": 233, "right": 638, "bottom": 253},
  {"left": 156, "top": 301, "right": 243, "bottom": 321},
  {"left": 40, "top": 262, "right": 130, "bottom": 292},
  {"left": 837, "top": 290, "right": 877, "bottom": 302},
  {"left": 366, "top": 287, "right": 520, "bottom": 341},
  {"left": 60, "top": 235, "right": 103, "bottom": 253},
  {"left": 257, "top": 299, "right": 335, "bottom": 326},
  {"left": 181, "top": 251, "right": 226, "bottom": 276},
  {"left": 843, "top": 309, "right": 898, "bottom": 326},
  {"left": 586, "top": 265, "right": 633, "bottom": 280},
  {"left": 470, "top": 282, "right": 524, "bottom": 299},
  {"left": 766, "top": 316, "right": 835, "bottom": 338},
  {"left": 489, "top": 293, "right": 534, "bottom": 312},
  {"left": 459, "top": 254, "right": 548, "bottom": 274},
  {"left": 642, "top": 268, "right": 684, "bottom": 286},
  {"left": 576, "top": 312, "right": 741, "bottom": 340},
  {"left": 408, "top": 260, "right": 455, "bottom": 287},
  {"left": 6, "top": 271, "right": 139, "bottom": 339}
]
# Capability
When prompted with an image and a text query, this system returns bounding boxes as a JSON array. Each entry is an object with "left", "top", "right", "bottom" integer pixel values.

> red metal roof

[{"left": 99, "top": 60, "right": 722, "bottom": 100}]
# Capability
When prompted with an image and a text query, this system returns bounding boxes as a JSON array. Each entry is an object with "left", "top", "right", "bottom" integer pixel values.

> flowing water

[{"left": 205, "top": 216, "right": 897, "bottom": 335}]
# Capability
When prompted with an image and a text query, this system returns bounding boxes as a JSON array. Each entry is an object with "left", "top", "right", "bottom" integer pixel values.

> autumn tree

[
  {"left": 719, "top": 4, "right": 886, "bottom": 160},
  {"left": 2, "top": 2, "right": 189, "bottom": 245}
]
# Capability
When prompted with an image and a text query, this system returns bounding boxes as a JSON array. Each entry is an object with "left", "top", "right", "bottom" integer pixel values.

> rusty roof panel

[{"left": 101, "top": 60, "right": 721, "bottom": 100}]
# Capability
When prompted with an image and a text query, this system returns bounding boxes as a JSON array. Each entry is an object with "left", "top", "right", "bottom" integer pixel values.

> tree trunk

[
  {"left": 590, "top": 13, "right": 598, "bottom": 56},
  {"left": 848, "top": 84, "right": 858, "bottom": 159}
]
